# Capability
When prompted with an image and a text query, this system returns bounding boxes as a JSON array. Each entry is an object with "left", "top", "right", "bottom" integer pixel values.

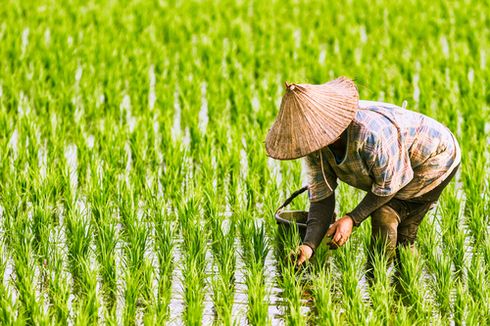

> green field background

[{"left": 0, "top": 0, "right": 489, "bottom": 325}]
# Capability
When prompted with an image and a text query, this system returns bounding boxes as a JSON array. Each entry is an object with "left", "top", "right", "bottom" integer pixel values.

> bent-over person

[{"left": 265, "top": 77, "right": 461, "bottom": 277}]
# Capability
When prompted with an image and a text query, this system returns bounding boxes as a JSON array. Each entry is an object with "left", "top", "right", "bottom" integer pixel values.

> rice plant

[
  {"left": 240, "top": 217, "right": 270, "bottom": 325},
  {"left": 210, "top": 217, "right": 236, "bottom": 325},
  {"left": 0, "top": 241, "right": 14, "bottom": 323},
  {"left": 311, "top": 265, "right": 342, "bottom": 325},
  {"left": 0, "top": 0, "right": 488, "bottom": 324}
]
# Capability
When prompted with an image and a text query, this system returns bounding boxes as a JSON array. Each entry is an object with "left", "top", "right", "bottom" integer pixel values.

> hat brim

[{"left": 265, "top": 77, "right": 359, "bottom": 160}]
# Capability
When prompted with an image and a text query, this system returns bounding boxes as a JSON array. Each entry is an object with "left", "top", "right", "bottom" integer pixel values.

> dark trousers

[{"left": 367, "top": 165, "right": 459, "bottom": 270}]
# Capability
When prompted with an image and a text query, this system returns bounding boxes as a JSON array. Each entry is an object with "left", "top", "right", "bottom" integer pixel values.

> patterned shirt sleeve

[
  {"left": 365, "top": 128, "right": 414, "bottom": 196},
  {"left": 304, "top": 152, "right": 338, "bottom": 202}
]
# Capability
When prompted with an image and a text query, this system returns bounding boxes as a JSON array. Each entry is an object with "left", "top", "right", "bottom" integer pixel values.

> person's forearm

[
  {"left": 347, "top": 191, "right": 395, "bottom": 226},
  {"left": 303, "top": 194, "right": 335, "bottom": 251}
]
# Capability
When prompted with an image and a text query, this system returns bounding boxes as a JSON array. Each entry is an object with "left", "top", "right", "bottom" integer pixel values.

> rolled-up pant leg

[
  {"left": 366, "top": 205, "right": 401, "bottom": 281},
  {"left": 371, "top": 205, "right": 401, "bottom": 260}
]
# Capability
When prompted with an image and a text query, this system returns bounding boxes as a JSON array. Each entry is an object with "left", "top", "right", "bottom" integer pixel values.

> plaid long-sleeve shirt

[{"left": 305, "top": 100, "right": 461, "bottom": 202}]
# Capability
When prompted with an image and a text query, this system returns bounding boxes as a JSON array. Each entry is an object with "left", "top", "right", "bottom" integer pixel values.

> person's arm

[
  {"left": 325, "top": 191, "right": 396, "bottom": 249},
  {"left": 346, "top": 191, "right": 396, "bottom": 226},
  {"left": 302, "top": 193, "right": 335, "bottom": 251}
]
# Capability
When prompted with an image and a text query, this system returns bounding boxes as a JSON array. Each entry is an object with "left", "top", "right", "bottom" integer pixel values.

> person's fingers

[
  {"left": 326, "top": 223, "right": 337, "bottom": 237},
  {"left": 337, "top": 234, "right": 350, "bottom": 247},
  {"left": 333, "top": 230, "right": 343, "bottom": 243},
  {"left": 297, "top": 253, "right": 305, "bottom": 266}
]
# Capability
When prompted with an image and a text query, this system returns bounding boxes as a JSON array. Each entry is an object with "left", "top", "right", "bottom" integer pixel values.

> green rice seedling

[
  {"left": 117, "top": 179, "right": 137, "bottom": 231},
  {"left": 453, "top": 280, "right": 477, "bottom": 326},
  {"left": 467, "top": 252, "right": 489, "bottom": 322},
  {"left": 466, "top": 207, "right": 487, "bottom": 248},
  {"left": 366, "top": 237, "right": 394, "bottom": 324},
  {"left": 417, "top": 217, "right": 437, "bottom": 259},
  {"left": 182, "top": 264, "right": 205, "bottom": 325},
  {"left": 392, "top": 302, "right": 419, "bottom": 326},
  {"left": 461, "top": 151, "right": 486, "bottom": 214},
  {"left": 451, "top": 230, "right": 467, "bottom": 280},
  {"left": 123, "top": 221, "right": 148, "bottom": 277},
  {"left": 46, "top": 235, "right": 70, "bottom": 324},
  {"left": 121, "top": 219, "right": 151, "bottom": 323},
  {"left": 428, "top": 253, "right": 453, "bottom": 318},
  {"left": 142, "top": 301, "right": 157, "bottom": 326},
  {"left": 251, "top": 222, "right": 268, "bottom": 267},
  {"left": 64, "top": 208, "right": 91, "bottom": 292},
  {"left": 244, "top": 180, "right": 258, "bottom": 213},
  {"left": 153, "top": 218, "right": 174, "bottom": 323},
  {"left": 93, "top": 213, "right": 118, "bottom": 307},
  {"left": 123, "top": 268, "right": 140, "bottom": 325},
  {"left": 210, "top": 276, "right": 233, "bottom": 326},
  {"left": 118, "top": 183, "right": 154, "bottom": 320},
  {"left": 483, "top": 235, "right": 490, "bottom": 276},
  {"left": 438, "top": 187, "right": 462, "bottom": 237},
  {"left": 438, "top": 188, "right": 467, "bottom": 279},
  {"left": 159, "top": 147, "right": 188, "bottom": 203},
  {"left": 461, "top": 150, "right": 488, "bottom": 248},
  {"left": 276, "top": 262, "right": 306, "bottom": 325},
  {"left": 140, "top": 257, "right": 155, "bottom": 313},
  {"left": 261, "top": 186, "right": 281, "bottom": 227},
  {"left": 29, "top": 180, "right": 56, "bottom": 266},
  {"left": 272, "top": 214, "right": 303, "bottom": 264},
  {"left": 311, "top": 266, "right": 341, "bottom": 325},
  {"left": 270, "top": 210, "right": 305, "bottom": 325},
  {"left": 216, "top": 222, "right": 237, "bottom": 282},
  {"left": 243, "top": 139, "right": 270, "bottom": 201},
  {"left": 465, "top": 297, "right": 485, "bottom": 326},
  {"left": 418, "top": 217, "right": 454, "bottom": 318},
  {"left": 395, "top": 245, "right": 430, "bottom": 323},
  {"left": 226, "top": 162, "right": 242, "bottom": 212},
  {"left": 182, "top": 257, "right": 207, "bottom": 326},
  {"left": 238, "top": 218, "right": 253, "bottom": 262},
  {"left": 0, "top": 180, "right": 21, "bottom": 248},
  {"left": 209, "top": 218, "right": 236, "bottom": 325},
  {"left": 245, "top": 262, "right": 269, "bottom": 326},
  {"left": 202, "top": 187, "right": 219, "bottom": 222},
  {"left": 11, "top": 213, "right": 48, "bottom": 324},
  {"left": 180, "top": 204, "right": 207, "bottom": 326},
  {"left": 335, "top": 242, "right": 368, "bottom": 325},
  {"left": 239, "top": 217, "right": 270, "bottom": 325},
  {"left": 73, "top": 258, "right": 100, "bottom": 325},
  {"left": 238, "top": 216, "right": 269, "bottom": 269},
  {"left": 0, "top": 241, "right": 15, "bottom": 324}
]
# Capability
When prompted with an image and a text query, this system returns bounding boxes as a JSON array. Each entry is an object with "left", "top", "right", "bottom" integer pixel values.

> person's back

[
  {"left": 347, "top": 100, "right": 461, "bottom": 199},
  {"left": 358, "top": 100, "right": 460, "bottom": 170}
]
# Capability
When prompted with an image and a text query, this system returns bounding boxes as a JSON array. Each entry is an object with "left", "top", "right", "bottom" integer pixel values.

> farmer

[{"left": 265, "top": 77, "right": 461, "bottom": 272}]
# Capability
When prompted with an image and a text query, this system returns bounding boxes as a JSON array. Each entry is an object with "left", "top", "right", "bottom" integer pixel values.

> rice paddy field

[{"left": 0, "top": 0, "right": 489, "bottom": 324}]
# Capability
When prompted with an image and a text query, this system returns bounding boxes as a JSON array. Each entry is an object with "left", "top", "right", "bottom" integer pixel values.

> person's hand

[
  {"left": 292, "top": 244, "right": 313, "bottom": 266},
  {"left": 326, "top": 215, "right": 354, "bottom": 249}
]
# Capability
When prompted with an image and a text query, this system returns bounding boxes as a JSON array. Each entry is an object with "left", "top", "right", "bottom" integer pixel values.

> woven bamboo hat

[{"left": 265, "top": 77, "right": 359, "bottom": 160}]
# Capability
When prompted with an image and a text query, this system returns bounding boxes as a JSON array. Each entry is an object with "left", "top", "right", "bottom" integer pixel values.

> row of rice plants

[{"left": 0, "top": 0, "right": 488, "bottom": 324}]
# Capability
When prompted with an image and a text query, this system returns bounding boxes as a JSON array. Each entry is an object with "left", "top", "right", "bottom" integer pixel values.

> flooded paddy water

[
  {"left": 1, "top": 0, "right": 489, "bottom": 324},
  {"left": 0, "top": 129, "right": 488, "bottom": 324}
]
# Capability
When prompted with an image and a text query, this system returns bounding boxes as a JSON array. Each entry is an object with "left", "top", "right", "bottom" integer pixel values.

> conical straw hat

[{"left": 265, "top": 77, "right": 359, "bottom": 160}]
